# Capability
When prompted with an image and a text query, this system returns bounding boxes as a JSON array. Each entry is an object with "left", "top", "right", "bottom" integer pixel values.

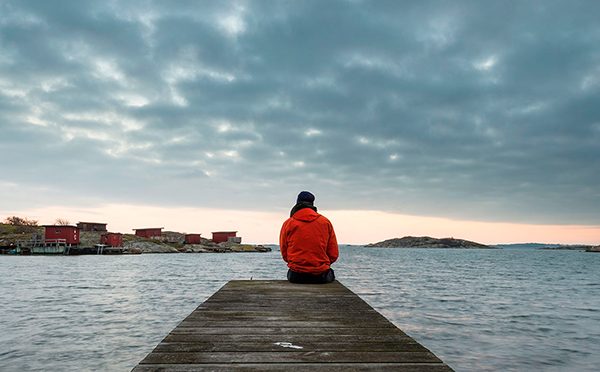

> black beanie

[{"left": 296, "top": 191, "right": 315, "bottom": 204}]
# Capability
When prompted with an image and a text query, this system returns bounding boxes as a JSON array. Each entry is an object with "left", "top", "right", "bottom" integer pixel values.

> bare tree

[
  {"left": 54, "top": 218, "right": 71, "bottom": 226},
  {"left": 3, "top": 216, "right": 38, "bottom": 226}
]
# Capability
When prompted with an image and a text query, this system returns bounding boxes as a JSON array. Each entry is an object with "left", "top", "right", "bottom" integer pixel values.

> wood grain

[{"left": 133, "top": 280, "right": 453, "bottom": 371}]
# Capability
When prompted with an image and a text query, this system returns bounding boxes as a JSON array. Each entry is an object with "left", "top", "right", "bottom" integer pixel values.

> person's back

[{"left": 279, "top": 191, "right": 339, "bottom": 284}]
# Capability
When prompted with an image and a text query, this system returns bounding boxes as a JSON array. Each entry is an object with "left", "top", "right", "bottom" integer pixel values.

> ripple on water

[{"left": 1, "top": 248, "right": 599, "bottom": 371}]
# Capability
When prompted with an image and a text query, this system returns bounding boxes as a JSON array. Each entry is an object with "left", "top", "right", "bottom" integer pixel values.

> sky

[{"left": 1, "top": 0, "right": 599, "bottom": 245}]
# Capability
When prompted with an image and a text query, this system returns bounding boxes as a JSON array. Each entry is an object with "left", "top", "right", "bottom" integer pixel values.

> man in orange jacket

[{"left": 279, "top": 191, "right": 339, "bottom": 284}]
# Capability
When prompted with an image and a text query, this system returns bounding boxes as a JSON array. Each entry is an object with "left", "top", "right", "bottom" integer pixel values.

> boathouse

[
  {"left": 43, "top": 225, "right": 80, "bottom": 245},
  {"left": 184, "top": 233, "right": 201, "bottom": 244},
  {"left": 212, "top": 231, "right": 238, "bottom": 243},
  {"left": 133, "top": 227, "right": 163, "bottom": 238},
  {"left": 76, "top": 222, "right": 107, "bottom": 232},
  {"left": 100, "top": 232, "right": 123, "bottom": 247}
]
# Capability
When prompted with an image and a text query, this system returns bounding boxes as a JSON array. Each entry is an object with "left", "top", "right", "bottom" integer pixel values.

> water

[{"left": 1, "top": 247, "right": 599, "bottom": 371}]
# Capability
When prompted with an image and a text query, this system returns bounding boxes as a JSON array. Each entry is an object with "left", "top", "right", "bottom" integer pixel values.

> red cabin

[
  {"left": 184, "top": 233, "right": 202, "bottom": 244},
  {"left": 100, "top": 232, "right": 123, "bottom": 247},
  {"left": 43, "top": 225, "right": 80, "bottom": 245},
  {"left": 133, "top": 227, "right": 163, "bottom": 238},
  {"left": 212, "top": 231, "right": 237, "bottom": 243}
]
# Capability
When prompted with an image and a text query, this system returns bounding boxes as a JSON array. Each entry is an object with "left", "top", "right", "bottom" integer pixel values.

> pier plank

[
  {"left": 163, "top": 333, "right": 414, "bottom": 343},
  {"left": 133, "top": 280, "right": 453, "bottom": 371},
  {"left": 140, "top": 351, "right": 441, "bottom": 364},
  {"left": 153, "top": 341, "right": 428, "bottom": 353},
  {"left": 133, "top": 364, "right": 453, "bottom": 372},
  {"left": 169, "top": 326, "right": 405, "bottom": 335}
]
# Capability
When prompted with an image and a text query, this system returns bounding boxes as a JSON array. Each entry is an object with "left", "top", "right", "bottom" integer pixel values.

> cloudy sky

[{"left": 1, "top": 0, "right": 599, "bottom": 244}]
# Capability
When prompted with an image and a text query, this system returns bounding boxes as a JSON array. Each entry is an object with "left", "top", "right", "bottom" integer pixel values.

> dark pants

[{"left": 287, "top": 268, "right": 335, "bottom": 284}]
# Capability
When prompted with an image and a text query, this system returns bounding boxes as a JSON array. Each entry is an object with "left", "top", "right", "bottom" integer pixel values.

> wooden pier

[{"left": 133, "top": 280, "right": 453, "bottom": 371}]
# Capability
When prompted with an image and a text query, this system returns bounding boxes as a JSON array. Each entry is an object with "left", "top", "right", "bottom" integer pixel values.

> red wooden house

[
  {"left": 184, "top": 233, "right": 202, "bottom": 244},
  {"left": 43, "top": 225, "right": 80, "bottom": 245},
  {"left": 133, "top": 227, "right": 163, "bottom": 238},
  {"left": 100, "top": 232, "right": 123, "bottom": 247},
  {"left": 212, "top": 231, "right": 237, "bottom": 243}
]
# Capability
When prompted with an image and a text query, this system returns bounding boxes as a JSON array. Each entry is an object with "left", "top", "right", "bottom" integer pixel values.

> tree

[
  {"left": 54, "top": 218, "right": 71, "bottom": 226},
  {"left": 3, "top": 216, "right": 38, "bottom": 226}
]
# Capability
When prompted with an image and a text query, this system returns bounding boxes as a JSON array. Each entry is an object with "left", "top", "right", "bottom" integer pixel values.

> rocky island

[{"left": 366, "top": 236, "right": 493, "bottom": 249}]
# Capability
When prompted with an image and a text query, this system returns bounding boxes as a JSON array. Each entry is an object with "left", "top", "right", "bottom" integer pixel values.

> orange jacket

[{"left": 279, "top": 208, "right": 339, "bottom": 274}]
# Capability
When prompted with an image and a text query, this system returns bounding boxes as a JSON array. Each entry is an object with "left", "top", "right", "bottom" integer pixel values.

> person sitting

[{"left": 279, "top": 191, "right": 339, "bottom": 284}]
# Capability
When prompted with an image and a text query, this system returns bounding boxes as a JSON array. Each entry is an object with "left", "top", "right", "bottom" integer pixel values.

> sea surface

[{"left": 1, "top": 247, "right": 599, "bottom": 371}]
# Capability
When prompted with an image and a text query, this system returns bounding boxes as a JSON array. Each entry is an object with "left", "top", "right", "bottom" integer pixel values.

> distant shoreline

[{"left": 0, "top": 224, "right": 271, "bottom": 255}]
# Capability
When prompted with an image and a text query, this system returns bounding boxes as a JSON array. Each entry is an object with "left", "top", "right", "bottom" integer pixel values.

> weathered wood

[
  {"left": 179, "top": 318, "right": 395, "bottom": 326},
  {"left": 133, "top": 363, "right": 454, "bottom": 372},
  {"left": 133, "top": 280, "right": 453, "bottom": 371},
  {"left": 154, "top": 341, "right": 428, "bottom": 352},
  {"left": 163, "top": 333, "right": 415, "bottom": 343},
  {"left": 140, "top": 351, "right": 441, "bottom": 364},
  {"left": 170, "top": 327, "right": 405, "bottom": 335}
]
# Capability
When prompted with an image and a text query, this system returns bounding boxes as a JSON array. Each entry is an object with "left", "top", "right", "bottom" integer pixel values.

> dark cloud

[{"left": 1, "top": 0, "right": 599, "bottom": 224}]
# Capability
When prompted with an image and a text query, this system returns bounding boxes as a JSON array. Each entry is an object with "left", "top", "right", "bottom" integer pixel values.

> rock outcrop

[
  {"left": 366, "top": 236, "right": 492, "bottom": 249},
  {"left": 123, "top": 239, "right": 180, "bottom": 253},
  {"left": 586, "top": 245, "right": 600, "bottom": 252},
  {"left": 0, "top": 224, "right": 43, "bottom": 247}
]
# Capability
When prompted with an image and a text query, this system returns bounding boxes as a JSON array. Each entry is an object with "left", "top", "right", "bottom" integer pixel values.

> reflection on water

[{"left": 1, "top": 247, "right": 599, "bottom": 371}]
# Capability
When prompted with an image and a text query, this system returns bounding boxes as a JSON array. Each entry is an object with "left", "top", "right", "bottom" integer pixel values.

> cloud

[{"left": 1, "top": 0, "right": 599, "bottom": 225}]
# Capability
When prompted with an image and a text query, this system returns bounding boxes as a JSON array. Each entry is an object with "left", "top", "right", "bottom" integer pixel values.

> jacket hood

[{"left": 292, "top": 207, "right": 320, "bottom": 222}]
